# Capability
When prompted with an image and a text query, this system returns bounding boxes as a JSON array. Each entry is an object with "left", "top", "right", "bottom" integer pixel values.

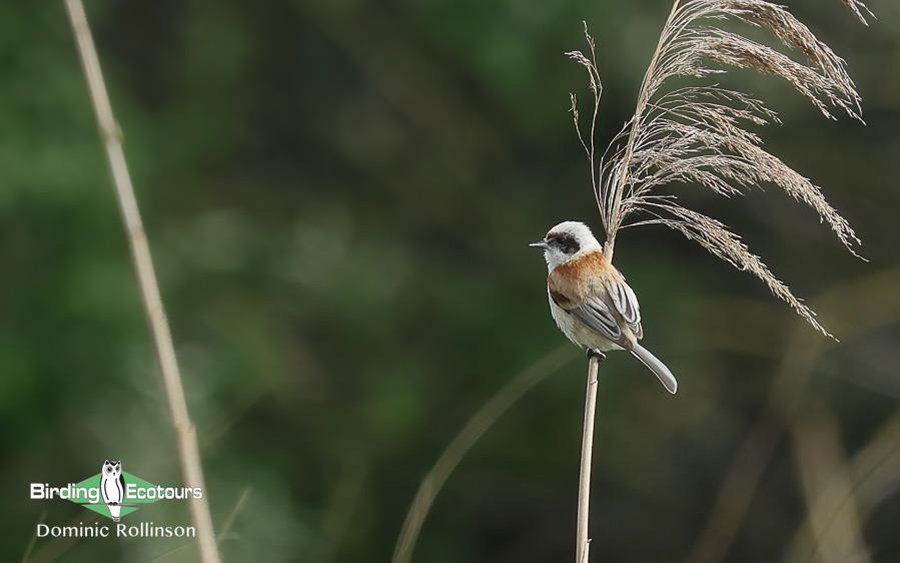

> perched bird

[{"left": 530, "top": 221, "right": 678, "bottom": 394}]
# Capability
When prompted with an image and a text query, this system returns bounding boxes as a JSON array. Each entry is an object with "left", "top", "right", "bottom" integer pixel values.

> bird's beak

[{"left": 529, "top": 239, "right": 549, "bottom": 249}]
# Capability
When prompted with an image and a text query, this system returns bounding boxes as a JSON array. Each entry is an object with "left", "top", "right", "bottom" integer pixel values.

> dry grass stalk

[
  {"left": 391, "top": 346, "right": 573, "bottom": 563},
  {"left": 576, "top": 353, "right": 602, "bottom": 563},
  {"left": 19, "top": 513, "right": 45, "bottom": 563},
  {"left": 685, "top": 268, "right": 900, "bottom": 563},
  {"left": 568, "top": 0, "right": 869, "bottom": 338},
  {"left": 63, "top": 2, "right": 221, "bottom": 562},
  {"left": 792, "top": 408, "right": 871, "bottom": 563},
  {"left": 786, "top": 411, "right": 900, "bottom": 563}
]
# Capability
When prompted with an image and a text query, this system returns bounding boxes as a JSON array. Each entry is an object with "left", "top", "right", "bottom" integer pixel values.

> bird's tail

[{"left": 630, "top": 343, "right": 678, "bottom": 394}]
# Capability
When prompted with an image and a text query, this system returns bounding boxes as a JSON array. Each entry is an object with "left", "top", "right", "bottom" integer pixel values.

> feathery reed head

[
  {"left": 567, "top": 0, "right": 870, "bottom": 337},
  {"left": 843, "top": 0, "right": 875, "bottom": 25}
]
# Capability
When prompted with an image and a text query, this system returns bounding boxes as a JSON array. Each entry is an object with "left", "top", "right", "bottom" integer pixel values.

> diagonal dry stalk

[
  {"left": 19, "top": 513, "right": 45, "bottom": 563},
  {"left": 391, "top": 345, "right": 573, "bottom": 563},
  {"left": 785, "top": 410, "right": 900, "bottom": 563},
  {"left": 143, "top": 488, "right": 252, "bottom": 563},
  {"left": 684, "top": 268, "right": 900, "bottom": 563},
  {"left": 63, "top": 2, "right": 221, "bottom": 562},
  {"left": 568, "top": 0, "right": 870, "bottom": 338}
]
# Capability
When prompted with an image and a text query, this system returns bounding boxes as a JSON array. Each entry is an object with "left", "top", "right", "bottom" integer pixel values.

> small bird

[{"left": 530, "top": 221, "right": 678, "bottom": 394}]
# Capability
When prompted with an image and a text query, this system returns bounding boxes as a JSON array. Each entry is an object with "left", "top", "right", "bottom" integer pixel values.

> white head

[
  {"left": 102, "top": 459, "right": 122, "bottom": 478},
  {"left": 530, "top": 221, "right": 602, "bottom": 271}
]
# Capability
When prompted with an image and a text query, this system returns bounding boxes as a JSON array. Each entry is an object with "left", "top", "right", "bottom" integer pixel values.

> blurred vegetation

[{"left": 3, "top": 0, "right": 899, "bottom": 562}]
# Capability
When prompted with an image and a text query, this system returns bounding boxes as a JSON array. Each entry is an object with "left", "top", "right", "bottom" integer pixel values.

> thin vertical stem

[
  {"left": 576, "top": 352, "right": 604, "bottom": 563},
  {"left": 63, "top": 2, "right": 221, "bottom": 562}
]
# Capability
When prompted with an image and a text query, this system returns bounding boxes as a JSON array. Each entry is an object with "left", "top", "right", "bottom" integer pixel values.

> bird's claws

[{"left": 586, "top": 349, "right": 606, "bottom": 361}]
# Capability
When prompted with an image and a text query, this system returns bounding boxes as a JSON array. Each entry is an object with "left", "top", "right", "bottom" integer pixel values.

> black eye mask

[{"left": 552, "top": 234, "right": 581, "bottom": 255}]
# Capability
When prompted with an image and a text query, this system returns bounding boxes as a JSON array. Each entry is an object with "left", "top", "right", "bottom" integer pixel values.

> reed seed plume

[
  {"left": 567, "top": 0, "right": 869, "bottom": 337},
  {"left": 842, "top": 0, "right": 875, "bottom": 25}
]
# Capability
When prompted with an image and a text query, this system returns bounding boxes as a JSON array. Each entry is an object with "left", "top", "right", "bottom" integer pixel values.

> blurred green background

[{"left": 4, "top": 0, "right": 899, "bottom": 562}]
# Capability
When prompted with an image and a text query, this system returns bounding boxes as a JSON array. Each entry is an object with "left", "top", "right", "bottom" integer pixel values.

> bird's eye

[{"left": 557, "top": 234, "right": 580, "bottom": 255}]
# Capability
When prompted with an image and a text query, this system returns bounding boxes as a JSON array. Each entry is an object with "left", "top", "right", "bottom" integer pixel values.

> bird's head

[{"left": 530, "top": 221, "right": 602, "bottom": 271}]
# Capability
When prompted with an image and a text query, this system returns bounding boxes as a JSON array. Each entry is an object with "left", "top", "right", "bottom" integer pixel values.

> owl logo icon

[{"left": 100, "top": 460, "right": 125, "bottom": 521}]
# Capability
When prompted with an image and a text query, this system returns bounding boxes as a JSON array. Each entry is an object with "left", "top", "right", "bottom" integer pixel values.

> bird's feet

[{"left": 586, "top": 349, "right": 606, "bottom": 361}]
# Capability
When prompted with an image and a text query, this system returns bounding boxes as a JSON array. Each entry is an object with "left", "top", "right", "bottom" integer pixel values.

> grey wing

[
  {"left": 605, "top": 278, "right": 643, "bottom": 339},
  {"left": 118, "top": 474, "right": 125, "bottom": 498},
  {"left": 570, "top": 296, "right": 624, "bottom": 343}
]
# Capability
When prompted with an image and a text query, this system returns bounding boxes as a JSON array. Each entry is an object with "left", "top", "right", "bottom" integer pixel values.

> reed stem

[
  {"left": 63, "top": 2, "right": 221, "bottom": 562},
  {"left": 576, "top": 351, "right": 604, "bottom": 563}
]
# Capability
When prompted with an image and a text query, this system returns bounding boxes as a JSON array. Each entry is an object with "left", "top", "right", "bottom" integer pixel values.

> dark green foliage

[{"left": 3, "top": 1, "right": 899, "bottom": 562}]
